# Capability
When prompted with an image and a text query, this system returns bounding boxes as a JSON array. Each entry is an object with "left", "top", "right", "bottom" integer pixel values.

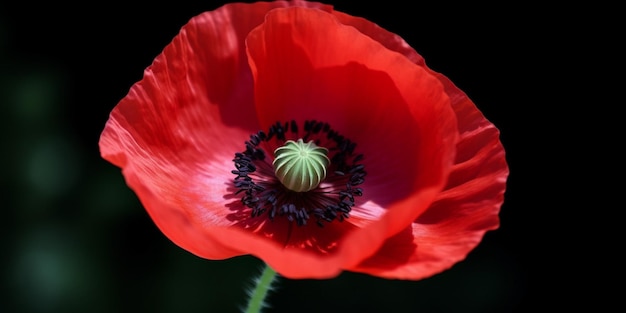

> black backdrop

[{"left": 1, "top": 1, "right": 550, "bottom": 312}]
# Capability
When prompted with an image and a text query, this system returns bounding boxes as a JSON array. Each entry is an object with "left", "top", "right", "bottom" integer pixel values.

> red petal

[
  {"left": 330, "top": 11, "right": 426, "bottom": 66},
  {"left": 322, "top": 7, "right": 509, "bottom": 279},
  {"left": 246, "top": 7, "right": 457, "bottom": 274},
  {"left": 100, "top": 2, "right": 329, "bottom": 262},
  {"left": 350, "top": 67, "right": 508, "bottom": 280}
]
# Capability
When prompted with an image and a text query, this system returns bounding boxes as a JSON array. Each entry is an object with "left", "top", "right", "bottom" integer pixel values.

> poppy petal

[
  {"left": 100, "top": 2, "right": 334, "bottom": 260},
  {"left": 246, "top": 7, "right": 458, "bottom": 273},
  {"left": 330, "top": 11, "right": 426, "bottom": 66},
  {"left": 99, "top": 3, "right": 274, "bottom": 260},
  {"left": 351, "top": 83, "right": 508, "bottom": 279},
  {"left": 326, "top": 7, "right": 508, "bottom": 279}
]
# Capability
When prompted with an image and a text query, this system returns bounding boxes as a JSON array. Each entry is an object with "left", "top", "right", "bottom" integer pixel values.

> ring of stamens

[{"left": 232, "top": 120, "right": 366, "bottom": 227}]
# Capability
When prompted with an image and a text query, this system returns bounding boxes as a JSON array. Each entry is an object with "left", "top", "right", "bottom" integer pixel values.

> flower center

[
  {"left": 232, "top": 120, "right": 366, "bottom": 227},
  {"left": 273, "top": 139, "right": 330, "bottom": 192}
]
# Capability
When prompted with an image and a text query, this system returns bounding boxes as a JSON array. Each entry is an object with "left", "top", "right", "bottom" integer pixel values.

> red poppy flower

[{"left": 99, "top": 0, "right": 508, "bottom": 280}]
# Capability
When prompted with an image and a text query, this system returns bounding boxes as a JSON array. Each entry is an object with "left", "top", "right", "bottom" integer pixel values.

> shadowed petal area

[
  {"left": 246, "top": 7, "right": 457, "bottom": 273},
  {"left": 350, "top": 82, "right": 508, "bottom": 279}
]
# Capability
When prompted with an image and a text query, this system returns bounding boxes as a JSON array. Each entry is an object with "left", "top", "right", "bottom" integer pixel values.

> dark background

[{"left": 1, "top": 1, "right": 562, "bottom": 312}]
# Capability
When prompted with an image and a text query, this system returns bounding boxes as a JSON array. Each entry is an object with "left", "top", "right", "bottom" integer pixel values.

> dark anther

[
  {"left": 350, "top": 177, "right": 365, "bottom": 186},
  {"left": 246, "top": 162, "right": 256, "bottom": 171},
  {"left": 333, "top": 134, "right": 345, "bottom": 144},
  {"left": 231, "top": 170, "right": 247, "bottom": 177},
  {"left": 276, "top": 128, "right": 285, "bottom": 141},
  {"left": 290, "top": 120, "right": 298, "bottom": 133},
  {"left": 280, "top": 204, "right": 291, "bottom": 215},
  {"left": 339, "top": 191, "right": 354, "bottom": 202},
  {"left": 327, "top": 129, "right": 336, "bottom": 139},
  {"left": 249, "top": 134, "right": 260, "bottom": 146},
  {"left": 257, "top": 131, "right": 267, "bottom": 141},
  {"left": 349, "top": 164, "right": 365, "bottom": 174},
  {"left": 337, "top": 139, "right": 349, "bottom": 151},
  {"left": 313, "top": 121, "right": 323, "bottom": 133}
]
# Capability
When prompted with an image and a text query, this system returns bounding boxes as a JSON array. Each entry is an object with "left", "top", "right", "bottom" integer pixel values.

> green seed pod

[{"left": 273, "top": 139, "right": 330, "bottom": 192}]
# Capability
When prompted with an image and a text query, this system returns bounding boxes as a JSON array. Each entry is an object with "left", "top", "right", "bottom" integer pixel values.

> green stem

[{"left": 244, "top": 264, "right": 278, "bottom": 313}]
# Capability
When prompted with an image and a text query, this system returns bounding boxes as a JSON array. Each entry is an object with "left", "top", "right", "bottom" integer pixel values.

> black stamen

[
  {"left": 231, "top": 120, "right": 366, "bottom": 227},
  {"left": 290, "top": 120, "right": 298, "bottom": 133}
]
